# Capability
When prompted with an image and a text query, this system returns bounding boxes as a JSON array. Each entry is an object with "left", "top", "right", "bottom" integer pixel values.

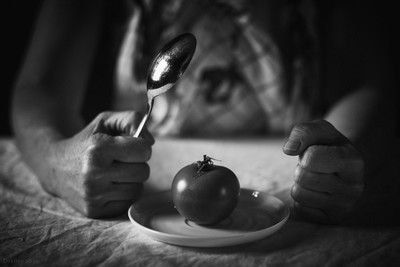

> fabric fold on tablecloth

[{"left": 1, "top": 138, "right": 400, "bottom": 266}]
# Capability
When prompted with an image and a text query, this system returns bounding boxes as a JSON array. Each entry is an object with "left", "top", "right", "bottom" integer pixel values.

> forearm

[
  {"left": 11, "top": 0, "right": 104, "bottom": 142},
  {"left": 11, "top": 81, "right": 85, "bottom": 193},
  {"left": 324, "top": 87, "right": 396, "bottom": 175},
  {"left": 11, "top": 0, "right": 105, "bottom": 188},
  {"left": 12, "top": 83, "right": 84, "bottom": 140},
  {"left": 321, "top": 1, "right": 397, "bottom": 176}
]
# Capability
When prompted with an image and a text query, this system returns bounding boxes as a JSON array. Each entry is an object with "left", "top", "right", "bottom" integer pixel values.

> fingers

[
  {"left": 87, "top": 182, "right": 144, "bottom": 201},
  {"left": 294, "top": 164, "right": 363, "bottom": 200},
  {"left": 88, "top": 111, "right": 154, "bottom": 163},
  {"left": 283, "top": 119, "right": 365, "bottom": 224},
  {"left": 283, "top": 119, "right": 364, "bottom": 184},
  {"left": 93, "top": 111, "right": 155, "bottom": 144},
  {"left": 87, "top": 200, "right": 134, "bottom": 219},
  {"left": 84, "top": 135, "right": 151, "bottom": 165},
  {"left": 293, "top": 201, "right": 329, "bottom": 224},
  {"left": 100, "top": 200, "right": 136, "bottom": 218},
  {"left": 68, "top": 111, "right": 155, "bottom": 218},
  {"left": 82, "top": 183, "right": 143, "bottom": 218},
  {"left": 300, "top": 146, "right": 340, "bottom": 173},
  {"left": 104, "top": 183, "right": 144, "bottom": 201},
  {"left": 141, "top": 127, "right": 155, "bottom": 145},
  {"left": 291, "top": 183, "right": 330, "bottom": 209},
  {"left": 108, "top": 162, "right": 150, "bottom": 183},
  {"left": 283, "top": 120, "right": 347, "bottom": 156},
  {"left": 292, "top": 182, "right": 354, "bottom": 211},
  {"left": 292, "top": 165, "right": 363, "bottom": 224},
  {"left": 299, "top": 145, "right": 364, "bottom": 182},
  {"left": 291, "top": 183, "right": 353, "bottom": 223},
  {"left": 106, "top": 136, "right": 152, "bottom": 163},
  {"left": 294, "top": 165, "right": 341, "bottom": 194}
]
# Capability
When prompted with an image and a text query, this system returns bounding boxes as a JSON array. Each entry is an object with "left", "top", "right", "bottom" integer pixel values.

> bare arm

[
  {"left": 324, "top": 88, "right": 396, "bottom": 177},
  {"left": 12, "top": 0, "right": 154, "bottom": 218},
  {"left": 283, "top": 2, "right": 396, "bottom": 224},
  {"left": 12, "top": 0, "right": 103, "bottom": 155},
  {"left": 12, "top": 0, "right": 105, "bottom": 198},
  {"left": 322, "top": 2, "right": 396, "bottom": 176}
]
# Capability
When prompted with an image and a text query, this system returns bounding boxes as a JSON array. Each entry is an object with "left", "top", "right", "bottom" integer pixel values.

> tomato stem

[{"left": 195, "top": 155, "right": 220, "bottom": 174}]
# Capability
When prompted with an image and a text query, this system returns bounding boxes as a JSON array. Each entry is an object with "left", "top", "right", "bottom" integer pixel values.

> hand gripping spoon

[{"left": 133, "top": 33, "right": 196, "bottom": 138}]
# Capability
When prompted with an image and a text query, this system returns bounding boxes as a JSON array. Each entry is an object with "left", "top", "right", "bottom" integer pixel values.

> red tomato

[{"left": 171, "top": 155, "right": 240, "bottom": 225}]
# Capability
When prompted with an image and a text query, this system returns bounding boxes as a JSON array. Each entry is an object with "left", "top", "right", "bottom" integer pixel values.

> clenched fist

[
  {"left": 283, "top": 120, "right": 364, "bottom": 224},
  {"left": 40, "top": 111, "right": 154, "bottom": 218}
]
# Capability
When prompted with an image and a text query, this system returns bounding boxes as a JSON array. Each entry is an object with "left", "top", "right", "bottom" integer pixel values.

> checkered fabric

[{"left": 114, "top": 0, "right": 319, "bottom": 137}]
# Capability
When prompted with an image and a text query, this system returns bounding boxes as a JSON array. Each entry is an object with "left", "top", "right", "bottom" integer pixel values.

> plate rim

[{"left": 128, "top": 188, "right": 290, "bottom": 247}]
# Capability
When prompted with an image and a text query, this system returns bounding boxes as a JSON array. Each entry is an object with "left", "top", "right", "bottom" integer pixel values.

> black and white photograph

[{"left": 1, "top": 0, "right": 399, "bottom": 266}]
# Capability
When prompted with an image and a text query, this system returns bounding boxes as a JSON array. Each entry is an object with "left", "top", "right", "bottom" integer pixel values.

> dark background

[
  {"left": 0, "top": 1, "right": 398, "bottom": 136},
  {"left": 1, "top": 1, "right": 43, "bottom": 136}
]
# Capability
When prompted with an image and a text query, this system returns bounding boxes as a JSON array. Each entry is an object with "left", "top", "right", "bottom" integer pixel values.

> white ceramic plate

[{"left": 128, "top": 188, "right": 290, "bottom": 247}]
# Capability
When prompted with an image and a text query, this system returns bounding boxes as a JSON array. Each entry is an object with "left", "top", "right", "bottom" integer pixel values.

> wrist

[{"left": 15, "top": 126, "right": 68, "bottom": 195}]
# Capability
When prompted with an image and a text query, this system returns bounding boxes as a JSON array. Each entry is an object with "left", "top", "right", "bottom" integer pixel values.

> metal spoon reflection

[{"left": 133, "top": 33, "right": 196, "bottom": 138}]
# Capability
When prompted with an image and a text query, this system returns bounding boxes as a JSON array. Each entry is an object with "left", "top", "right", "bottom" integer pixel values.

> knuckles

[
  {"left": 93, "top": 111, "right": 139, "bottom": 136},
  {"left": 81, "top": 177, "right": 100, "bottom": 200},
  {"left": 300, "top": 144, "right": 365, "bottom": 178},
  {"left": 300, "top": 145, "right": 336, "bottom": 169},
  {"left": 291, "top": 182, "right": 362, "bottom": 224},
  {"left": 81, "top": 144, "right": 102, "bottom": 177},
  {"left": 291, "top": 119, "right": 334, "bottom": 137},
  {"left": 95, "top": 111, "right": 112, "bottom": 121},
  {"left": 288, "top": 120, "right": 366, "bottom": 224},
  {"left": 79, "top": 184, "right": 143, "bottom": 219},
  {"left": 143, "top": 145, "right": 152, "bottom": 162},
  {"left": 80, "top": 134, "right": 112, "bottom": 173},
  {"left": 299, "top": 145, "right": 317, "bottom": 169},
  {"left": 290, "top": 123, "right": 314, "bottom": 139},
  {"left": 138, "top": 163, "right": 151, "bottom": 180}
]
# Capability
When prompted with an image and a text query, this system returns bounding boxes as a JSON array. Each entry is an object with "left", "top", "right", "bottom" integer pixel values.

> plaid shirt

[{"left": 114, "top": 0, "right": 319, "bottom": 137}]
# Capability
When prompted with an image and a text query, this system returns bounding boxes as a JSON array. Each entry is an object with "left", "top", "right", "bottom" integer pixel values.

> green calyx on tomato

[{"left": 172, "top": 155, "right": 240, "bottom": 225}]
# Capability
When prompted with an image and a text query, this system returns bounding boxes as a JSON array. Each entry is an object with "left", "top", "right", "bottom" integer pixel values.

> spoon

[{"left": 133, "top": 33, "right": 197, "bottom": 138}]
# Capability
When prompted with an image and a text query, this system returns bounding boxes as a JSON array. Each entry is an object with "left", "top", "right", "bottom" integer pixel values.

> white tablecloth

[{"left": 1, "top": 137, "right": 399, "bottom": 266}]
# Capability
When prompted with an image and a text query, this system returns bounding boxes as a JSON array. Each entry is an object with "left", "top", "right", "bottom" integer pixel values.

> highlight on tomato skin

[{"left": 171, "top": 155, "right": 240, "bottom": 225}]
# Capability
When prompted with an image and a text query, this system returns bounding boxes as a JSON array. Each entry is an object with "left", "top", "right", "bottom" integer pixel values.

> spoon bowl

[
  {"left": 147, "top": 33, "right": 196, "bottom": 91},
  {"left": 134, "top": 33, "right": 196, "bottom": 137}
]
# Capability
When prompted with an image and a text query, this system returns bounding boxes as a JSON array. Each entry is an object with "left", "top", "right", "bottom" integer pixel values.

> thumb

[{"left": 283, "top": 120, "right": 347, "bottom": 156}]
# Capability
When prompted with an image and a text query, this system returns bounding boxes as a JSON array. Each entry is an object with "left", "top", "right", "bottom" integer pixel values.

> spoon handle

[{"left": 133, "top": 97, "right": 154, "bottom": 138}]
